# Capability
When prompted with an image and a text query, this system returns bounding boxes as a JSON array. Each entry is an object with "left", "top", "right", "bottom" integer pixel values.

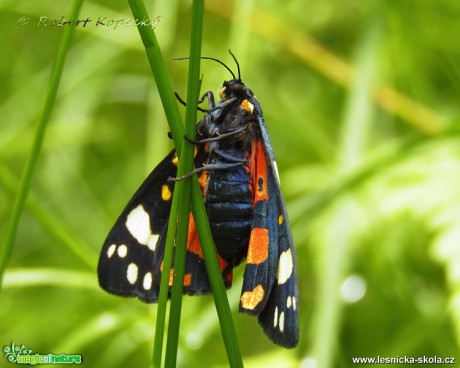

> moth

[{"left": 98, "top": 53, "right": 299, "bottom": 348}]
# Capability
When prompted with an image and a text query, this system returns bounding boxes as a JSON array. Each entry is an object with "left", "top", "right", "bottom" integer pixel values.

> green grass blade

[
  {"left": 153, "top": 192, "right": 177, "bottom": 367},
  {"left": 164, "top": 1, "right": 204, "bottom": 366},
  {"left": 127, "top": 2, "right": 185, "bottom": 366},
  {"left": 128, "top": 1, "right": 242, "bottom": 366},
  {"left": 191, "top": 183, "right": 244, "bottom": 368},
  {"left": 164, "top": 175, "right": 192, "bottom": 368},
  {"left": 184, "top": 2, "right": 244, "bottom": 366},
  {"left": 127, "top": 0, "right": 183, "bottom": 147},
  {"left": 0, "top": 0, "right": 84, "bottom": 291}
]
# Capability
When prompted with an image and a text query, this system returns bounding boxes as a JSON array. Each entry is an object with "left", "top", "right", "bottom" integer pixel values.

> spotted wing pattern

[{"left": 98, "top": 149, "right": 231, "bottom": 301}]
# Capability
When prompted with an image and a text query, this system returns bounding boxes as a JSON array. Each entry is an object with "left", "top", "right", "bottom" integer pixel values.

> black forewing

[
  {"left": 253, "top": 100, "right": 299, "bottom": 348},
  {"left": 98, "top": 149, "right": 178, "bottom": 302}
]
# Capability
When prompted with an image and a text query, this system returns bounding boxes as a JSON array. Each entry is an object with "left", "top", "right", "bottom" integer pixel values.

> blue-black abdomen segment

[{"left": 205, "top": 154, "right": 253, "bottom": 266}]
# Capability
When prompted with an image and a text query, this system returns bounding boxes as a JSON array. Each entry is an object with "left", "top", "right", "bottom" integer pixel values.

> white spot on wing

[
  {"left": 293, "top": 296, "right": 297, "bottom": 311},
  {"left": 127, "top": 263, "right": 138, "bottom": 284},
  {"left": 126, "top": 205, "right": 159, "bottom": 251},
  {"left": 143, "top": 272, "right": 153, "bottom": 290},
  {"left": 277, "top": 249, "right": 293, "bottom": 285},
  {"left": 279, "top": 311, "right": 285, "bottom": 332},
  {"left": 287, "top": 296, "right": 292, "bottom": 309},
  {"left": 117, "top": 244, "right": 128, "bottom": 258},
  {"left": 107, "top": 244, "right": 116, "bottom": 258},
  {"left": 126, "top": 205, "right": 151, "bottom": 244},
  {"left": 147, "top": 234, "right": 159, "bottom": 251},
  {"left": 274, "top": 306, "right": 278, "bottom": 328},
  {"left": 273, "top": 161, "right": 280, "bottom": 184}
]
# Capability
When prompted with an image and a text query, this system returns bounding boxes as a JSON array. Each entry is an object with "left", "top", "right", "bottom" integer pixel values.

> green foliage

[{"left": 1, "top": 0, "right": 460, "bottom": 367}]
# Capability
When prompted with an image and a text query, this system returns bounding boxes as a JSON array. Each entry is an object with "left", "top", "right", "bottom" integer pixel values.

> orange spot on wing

[
  {"left": 187, "top": 215, "right": 203, "bottom": 259},
  {"left": 225, "top": 270, "right": 233, "bottom": 282},
  {"left": 198, "top": 171, "right": 207, "bottom": 192},
  {"left": 250, "top": 140, "right": 268, "bottom": 202},
  {"left": 240, "top": 284, "right": 265, "bottom": 310},
  {"left": 187, "top": 214, "right": 229, "bottom": 273},
  {"left": 217, "top": 255, "right": 229, "bottom": 272},
  {"left": 168, "top": 269, "right": 192, "bottom": 287},
  {"left": 247, "top": 227, "right": 269, "bottom": 264},
  {"left": 184, "top": 273, "right": 192, "bottom": 286}
]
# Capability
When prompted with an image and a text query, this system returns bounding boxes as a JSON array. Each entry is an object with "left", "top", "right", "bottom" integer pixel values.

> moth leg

[
  {"left": 175, "top": 91, "right": 217, "bottom": 113},
  {"left": 185, "top": 94, "right": 237, "bottom": 114},
  {"left": 209, "top": 97, "right": 237, "bottom": 112},
  {"left": 194, "top": 95, "right": 236, "bottom": 114},
  {"left": 198, "top": 91, "right": 216, "bottom": 108},
  {"left": 198, "top": 91, "right": 238, "bottom": 111},
  {"left": 175, "top": 92, "right": 187, "bottom": 107},
  {"left": 184, "top": 126, "right": 247, "bottom": 145},
  {"left": 168, "top": 162, "right": 243, "bottom": 182},
  {"left": 175, "top": 92, "right": 209, "bottom": 113}
]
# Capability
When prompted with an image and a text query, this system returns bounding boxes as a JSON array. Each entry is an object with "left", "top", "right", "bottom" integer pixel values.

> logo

[{"left": 3, "top": 342, "right": 82, "bottom": 365}]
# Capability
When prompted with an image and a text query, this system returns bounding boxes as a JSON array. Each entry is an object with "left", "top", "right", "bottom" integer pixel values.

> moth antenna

[
  {"left": 174, "top": 56, "right": 237, "bottom": 80},
  {"left": 200, "top": 56, "right": 236, "bottom": 80},
  {"left": 228, "top": 50, "right": 241, "bottom": 81}
]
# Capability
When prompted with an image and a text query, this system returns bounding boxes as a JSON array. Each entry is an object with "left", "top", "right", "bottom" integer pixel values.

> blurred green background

[{"left": 1, "top": 0, "right": 460, "bottom": 367}]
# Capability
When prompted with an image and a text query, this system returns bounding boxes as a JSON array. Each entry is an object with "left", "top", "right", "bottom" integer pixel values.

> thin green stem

[
  {"left": 128, "top": 1, "right": 242, "bottom": 366},
  {"left": 154, "top": 189, "right": 178, "bottom": 367},
  {"left": 127, "top": 0, "right": 183, "bottom": 148},
  {"left": 127, "top": 3, "right": 185, "bottom": 365},
  {"left": 0, "top": 0, "right": 84, "bottom": 291},
  {"left": 163, "top": 175, "right": 192, "bottom": 368},
  {"left": 191, "top": 182, "right": 244, "bottom": 368},
  {"left": 165, "top": 1, "right": 203, "bottom": 366}
]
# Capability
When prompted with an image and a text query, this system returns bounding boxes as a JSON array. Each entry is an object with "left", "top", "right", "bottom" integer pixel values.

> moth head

[{"left": 219, "top": 79, "right": 246, "bottom": 101}]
